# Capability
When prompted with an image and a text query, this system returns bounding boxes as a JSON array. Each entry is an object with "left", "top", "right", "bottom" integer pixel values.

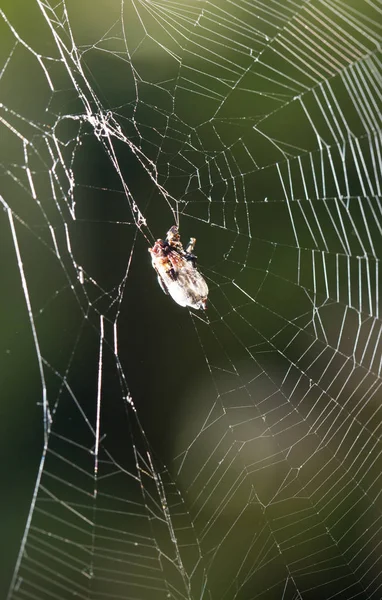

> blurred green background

[{"left": 1, "top": 0, "right": 381, "bottom": 598}]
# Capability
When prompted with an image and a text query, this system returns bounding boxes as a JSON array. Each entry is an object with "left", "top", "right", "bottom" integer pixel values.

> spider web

[{"left": 1, "top": 0, "right": 382, "bottom": 598}]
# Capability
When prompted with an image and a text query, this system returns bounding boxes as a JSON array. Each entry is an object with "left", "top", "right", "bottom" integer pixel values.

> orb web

[{"left": 1, "top": 1, "right": 382, "bottom": 599}]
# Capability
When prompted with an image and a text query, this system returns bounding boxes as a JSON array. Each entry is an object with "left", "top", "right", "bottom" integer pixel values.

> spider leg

[
  {"left": 186, "top": 237, "right": 196, "bottom": 254},
  {"left": 167, "top": 267, "right": 176, "bottom": 280},
  {"left": 151, "top": 263, "right": 170, "bottom": 295},
  {"left": 157, "top": 274, "right": 169, "bottom": 295},
  {"left": 185, "top": 253, "right": 197, "bottom": 267}
]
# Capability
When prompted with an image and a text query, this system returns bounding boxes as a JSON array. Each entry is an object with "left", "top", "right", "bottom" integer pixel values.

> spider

[{"left": 149, "top": 226, "right": 208, "bottom": 310}]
